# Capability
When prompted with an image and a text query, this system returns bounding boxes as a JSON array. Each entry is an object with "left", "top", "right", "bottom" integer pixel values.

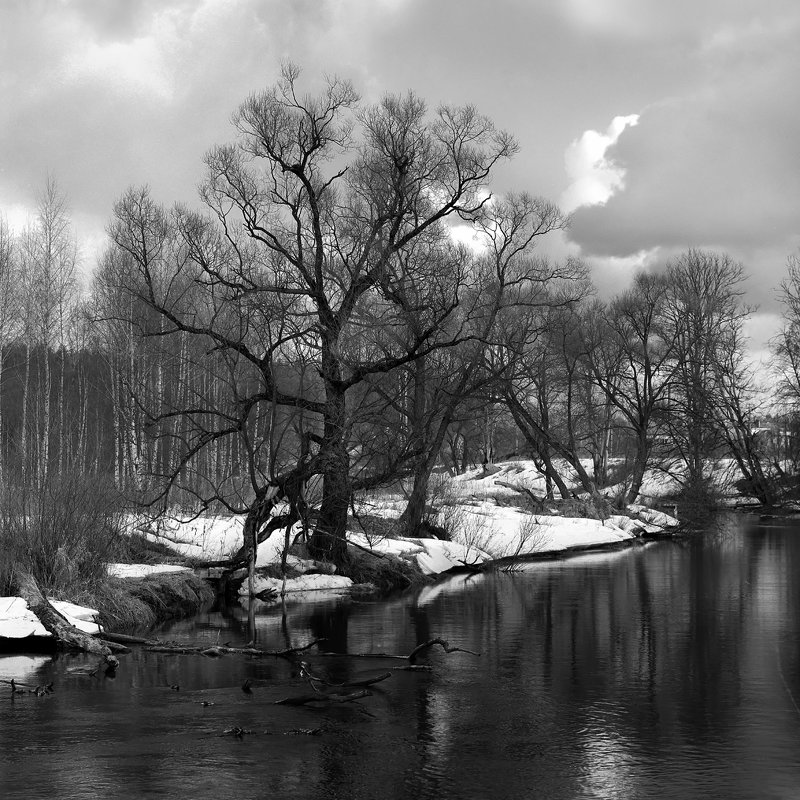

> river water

[{"left": 2, "top": 514, "right": 800, "bottom": 799}]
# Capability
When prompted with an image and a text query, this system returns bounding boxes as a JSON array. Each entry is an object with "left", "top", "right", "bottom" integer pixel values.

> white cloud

[
  {"left": 62, "top": 28, "right": 176, "bottom": 101},
  {"left": 585, "top": 248, "right": 658, "bottom": 297},
  {"left": 560, "top": 114, "right": 638, "bottom": 213}
]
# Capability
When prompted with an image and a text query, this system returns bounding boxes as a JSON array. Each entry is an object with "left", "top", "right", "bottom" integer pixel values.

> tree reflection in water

[{"left": 2, "top": 516, "right": 800, "bottom": 799}]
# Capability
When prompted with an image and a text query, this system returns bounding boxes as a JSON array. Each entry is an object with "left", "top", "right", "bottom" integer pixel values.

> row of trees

[{"left": 1, "top": 67, "right": 798, "bottom": 568}]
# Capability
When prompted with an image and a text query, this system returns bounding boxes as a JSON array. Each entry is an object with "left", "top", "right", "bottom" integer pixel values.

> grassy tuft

[{"left": 118, "top": 572, "right": 215, "bottom": 630}]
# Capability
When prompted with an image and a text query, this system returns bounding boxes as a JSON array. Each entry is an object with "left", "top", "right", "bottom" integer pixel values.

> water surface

[{"left": 2, "top": 515, "right": 800, "bottom": 799}]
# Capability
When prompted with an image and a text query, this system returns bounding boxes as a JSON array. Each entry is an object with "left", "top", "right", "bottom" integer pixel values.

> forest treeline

[{"left": 2, "top": 67, "right": 800, "bottom": 567}]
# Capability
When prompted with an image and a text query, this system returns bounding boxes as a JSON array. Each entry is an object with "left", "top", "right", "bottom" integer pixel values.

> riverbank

[
  {"left": 2, "top": 458, "right": 685, "bottom": 646},
  {"left": 1, "top": 569, "right": 215, "bottom": 650},
  {"left": 120, "top": 461, "right": 681, "bottom": 602}
]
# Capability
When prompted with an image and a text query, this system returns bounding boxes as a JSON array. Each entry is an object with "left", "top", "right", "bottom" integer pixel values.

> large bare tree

[{"left": 106, "top": 65, "right": 530, "bottom": 569}]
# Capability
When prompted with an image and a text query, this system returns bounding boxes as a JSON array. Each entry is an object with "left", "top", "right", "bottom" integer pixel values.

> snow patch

[
  {"left": 107, "top": 563, "right": 192, "bottom": 579},
  {"left": 0, "top": 597, "right": 102, "bottom": 639}
]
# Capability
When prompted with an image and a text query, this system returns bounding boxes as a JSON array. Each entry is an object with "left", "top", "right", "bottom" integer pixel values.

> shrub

[{"left": 0, "top": 472, "right": 127, "bottom": 597}]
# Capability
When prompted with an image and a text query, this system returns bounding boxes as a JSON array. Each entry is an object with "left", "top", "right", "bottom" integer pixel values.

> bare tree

[
  {"left": 394, "top": 194, "right": 570, "bottom": 536},
  {"left": 584, "top": 273, "right": 679, "bottom": 503},
  {"left": 660, "top": 249, "right": 749, "bottom": 501},
  {"left": 106, "top": 65, "right": 524, "bottom": 569},
  {"left": 499, "top": 274, "right": 599, "bottom": 500}
]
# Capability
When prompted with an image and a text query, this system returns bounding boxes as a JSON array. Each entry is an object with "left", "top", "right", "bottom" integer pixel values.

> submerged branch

[
  {"left": 316, "top": 637, "right": 481, "bottom": 662},
  {"left": 274, "top": 689, "right": 370, "bottom": 706}
]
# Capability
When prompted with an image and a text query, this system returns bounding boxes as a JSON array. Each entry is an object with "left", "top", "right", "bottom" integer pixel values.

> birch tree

[
  {"left": 17, "top": 178, "right": 78, "bottom": 486},
  {"left": 0, "top": 216, "right": 18, "bottom": 484}
]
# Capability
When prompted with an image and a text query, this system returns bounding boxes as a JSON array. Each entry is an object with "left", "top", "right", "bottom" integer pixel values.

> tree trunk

[
  {"left": 40, "top": 338, "right": 51, "bottom": 489},
  {"left": 20, "top": 339, "right": 31, "bottom": 484},
  {"left": 626, "top": 431, "right": 650, "bottom": 504},
  {"left": 309, "top": 356, "right": 350, "bottom": 566},
  {"left": 398, "top": 408, "right": 452, "bottom": 537},
  {"left": 17, "top": 573, "right": 111, "bottom": 655},
  {"left": 505, "top": 392, "right": 574, "bottom": 499}
]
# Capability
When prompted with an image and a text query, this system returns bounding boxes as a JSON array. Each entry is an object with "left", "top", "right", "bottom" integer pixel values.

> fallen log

[
  {"left": 17, "top": 573, "right": 110, "bottom": 657},
  {"left": 102, "top": 631, "right": 155, "bottom": 646},
  {"left": 143, "top": 638, "right": 325, "bottom": 659}
]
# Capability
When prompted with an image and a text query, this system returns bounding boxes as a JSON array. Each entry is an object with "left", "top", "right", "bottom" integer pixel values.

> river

[{"left": 2, "top": 514, "right": 800, "bottom": 799}]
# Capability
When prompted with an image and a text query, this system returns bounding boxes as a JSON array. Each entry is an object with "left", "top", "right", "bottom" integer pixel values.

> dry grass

[
  {"left": 84, "top": 572, "right": 216, "bottom": 633},
  {"left": 0, "top": 472, "right": 212, "bottom": 634},
  {"left": 0, "top": 473, "right": 127, "bottom": 596},
  {"left": 345, "top": 547, "right": 425, "bottom": 593}
]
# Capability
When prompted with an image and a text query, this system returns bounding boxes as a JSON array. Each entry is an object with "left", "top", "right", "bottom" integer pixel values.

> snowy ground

[
  {"left": 125, "top": 459, "right": 680, "bottom": 601},
  {"left": 2, "top": 459, "right": 682, "bottom": 638}
]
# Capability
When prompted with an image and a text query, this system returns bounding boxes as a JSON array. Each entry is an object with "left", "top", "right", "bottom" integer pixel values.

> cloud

[
  {"left": 560, "top": 114, "right": 639, "bottom": 213},
  {"left": 1, "top": 0, "right": 798, "bottom": 318},
  {"left": 567, "top": 16, "right": 800, "bottom": 288}
]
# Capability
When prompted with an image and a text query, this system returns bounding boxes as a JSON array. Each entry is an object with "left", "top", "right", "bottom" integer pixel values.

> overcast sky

[{"left": 2, "top": 0, "right": 798, "bottom": 361}]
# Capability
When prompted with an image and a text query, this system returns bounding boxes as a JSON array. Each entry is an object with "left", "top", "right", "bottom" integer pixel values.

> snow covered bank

[
  {"left": 126, "top": 503, "right": 678, "bottom": 582},
  {"left": 117, "top": 459, "right": 680, "bottom": 601},
  {"left": 127, "top": 514, "right": 244, "bottom": 562},
  {"left": 349, "top": 533, "right": 491, "bottom": 575}
]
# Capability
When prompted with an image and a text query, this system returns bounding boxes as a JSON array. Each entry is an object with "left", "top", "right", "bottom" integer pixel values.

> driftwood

[{"left": 17, "top": 573, "right": 111, "bottom": 656}]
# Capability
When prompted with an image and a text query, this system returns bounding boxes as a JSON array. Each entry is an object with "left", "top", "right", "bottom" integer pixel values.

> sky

[{"left": 1, "top": 0, "right": 798, "bottom": 366}]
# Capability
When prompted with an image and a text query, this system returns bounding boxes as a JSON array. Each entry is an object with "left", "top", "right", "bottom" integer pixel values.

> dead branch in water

[
  {"left": 315, "top": 637, "right": 481, "bottom": 663},
  {"left": 298, "top": 661, "right": 392, "bottom": 690},
  {"left": 105, "top": 628, "right": 478, "bottom": 666},
  {"left": 274, "top": 688, "right": 370, "bottom": 706},
  {"left": 407, "top": 638, "right": 480, "bottom": 663}
]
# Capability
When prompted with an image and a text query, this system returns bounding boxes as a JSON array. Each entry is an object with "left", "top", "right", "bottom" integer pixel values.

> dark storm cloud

[
  {"left": 566, "top": 7, "right": 800, "bottom": 264},
  {"left": 0, "top": 0, "right": 797, "bottom": 324}
]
